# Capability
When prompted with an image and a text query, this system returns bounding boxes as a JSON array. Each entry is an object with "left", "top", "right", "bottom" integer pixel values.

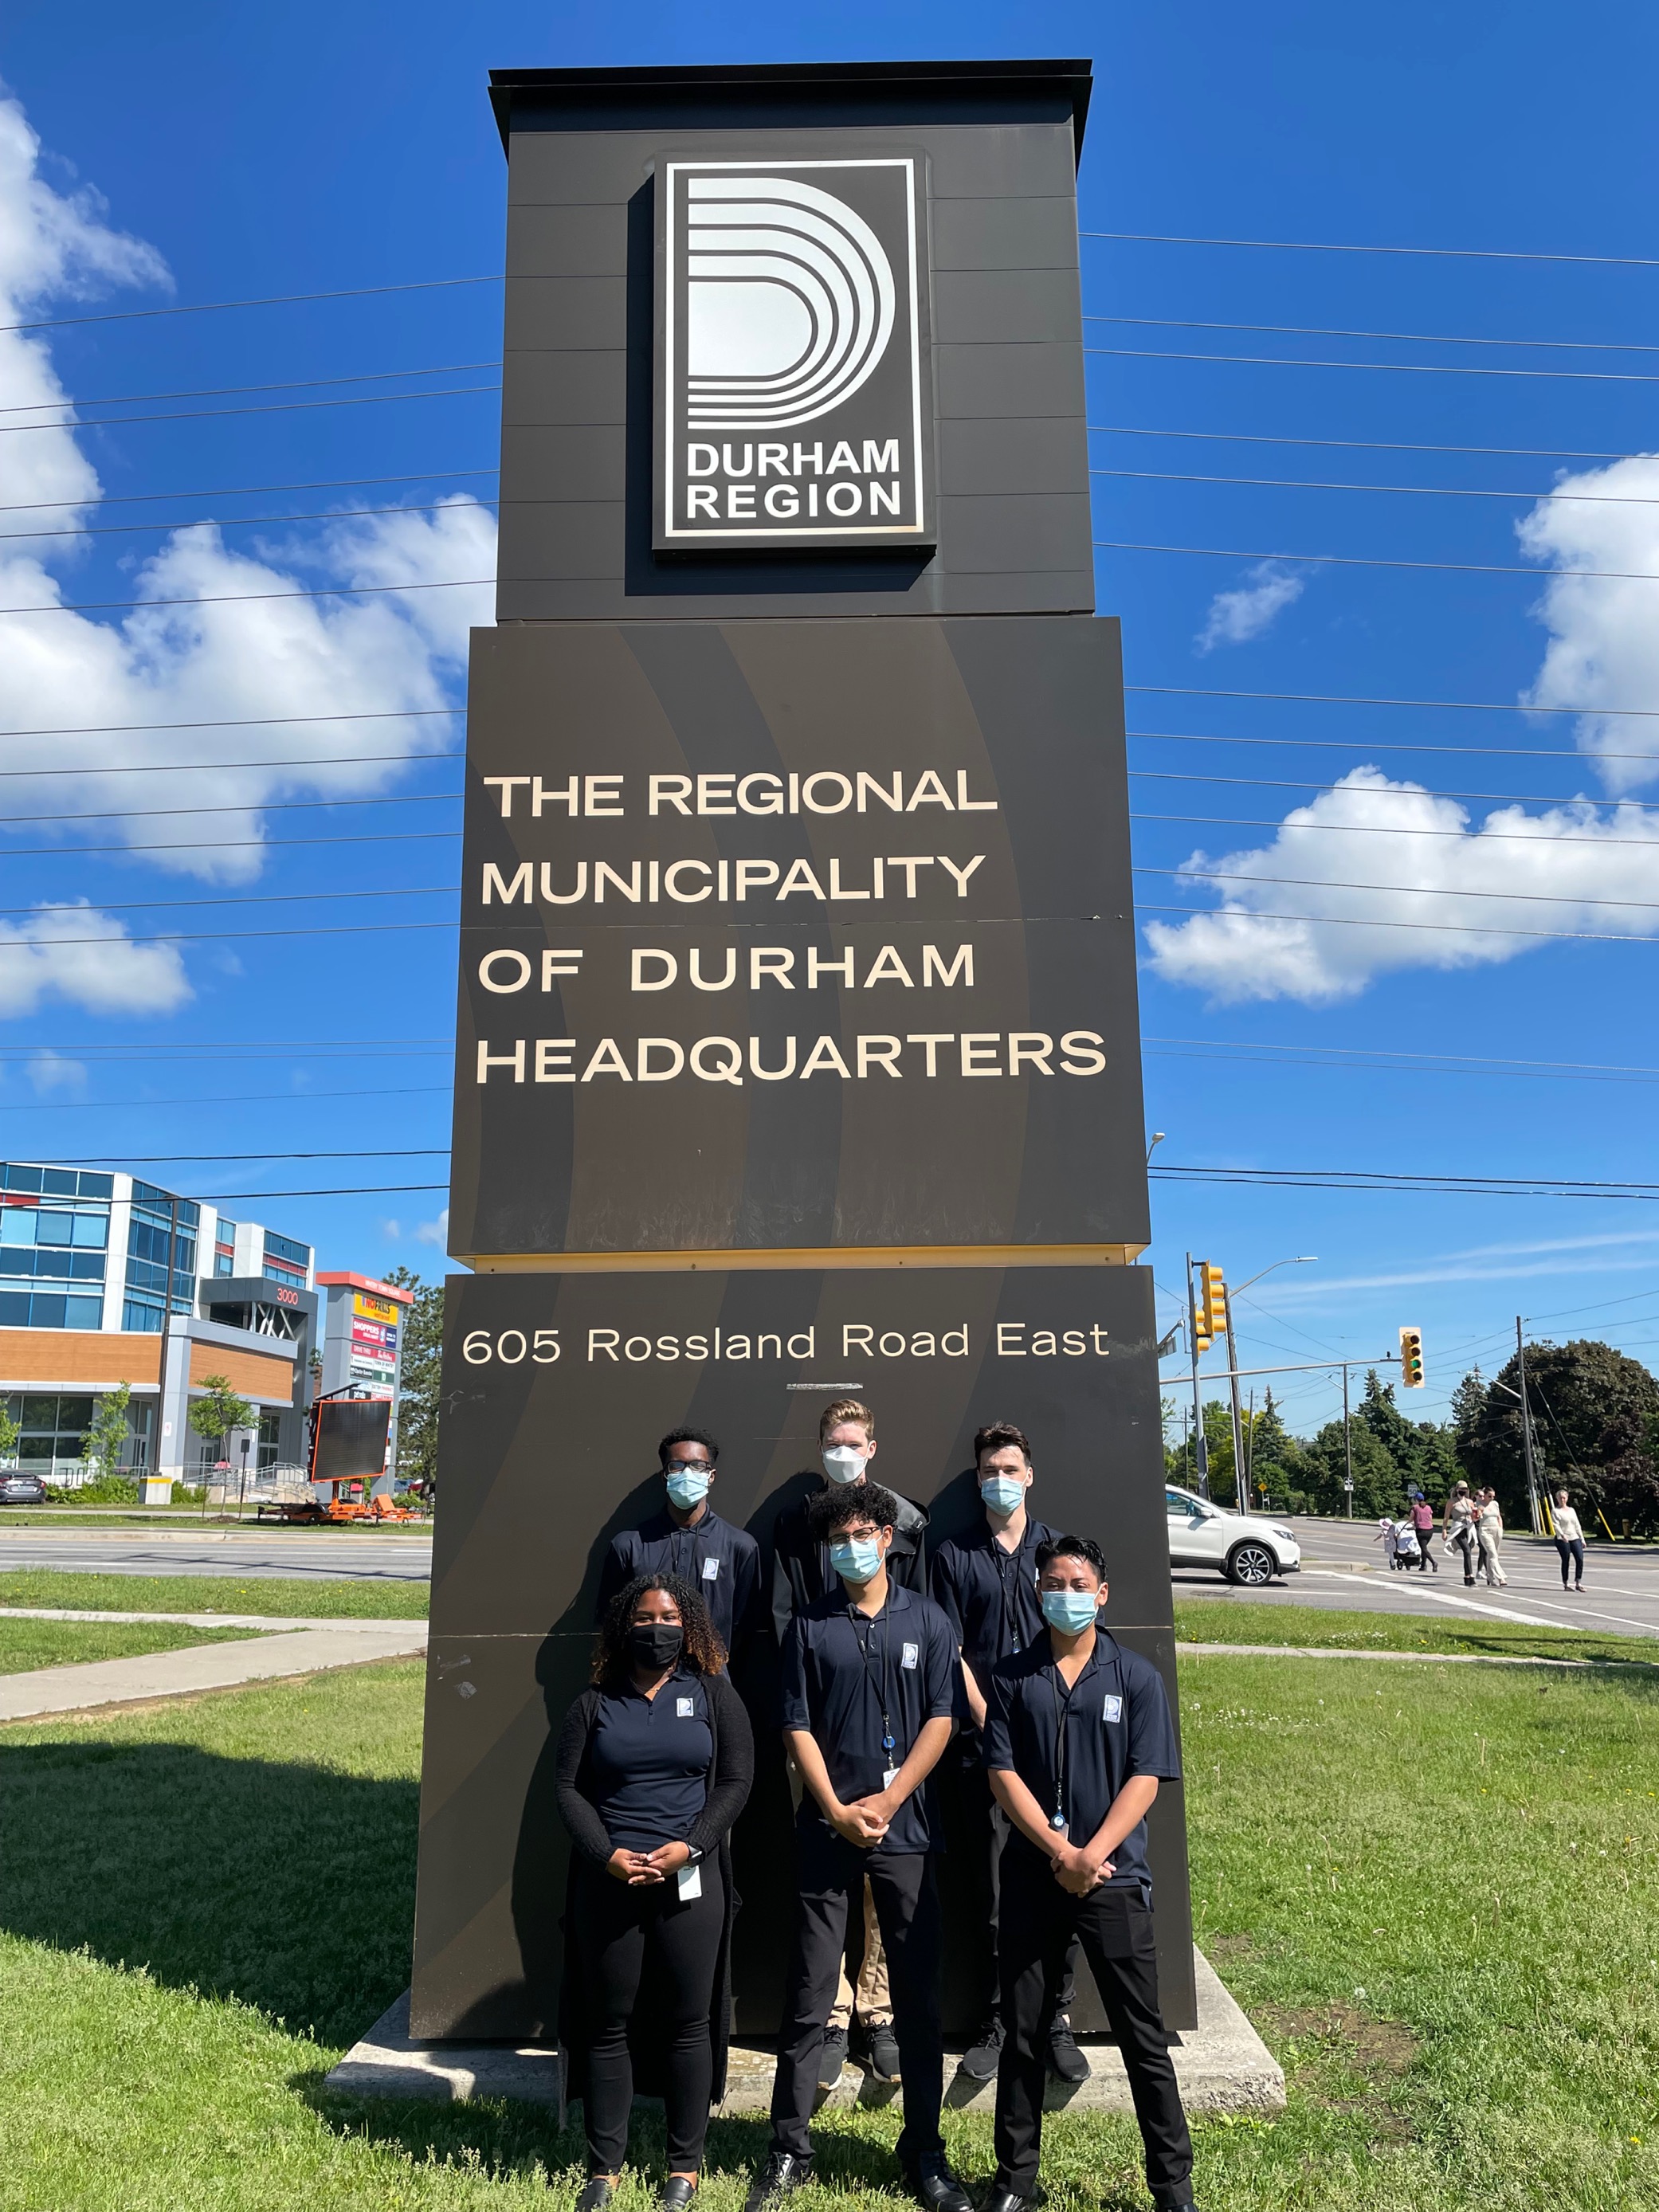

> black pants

[
  {"left": 771, "top": 1845, "right": 943, "bottom": 2167},
  {"left": 958, "top": 1751, "right": 1077, "bottom": 2021},
  {"left": 1454, "top": 1528, "right": 1478, "bottom": 1583},
  {"left": 574, "top": 1858, "right": 725, "bottom": 2174},
  {"left": 994, "top": 1850, "right": 1193, "bottom": 2209},
  {"left": 1556, "top": 1536, "right": 1586, "bottom": 1586}
]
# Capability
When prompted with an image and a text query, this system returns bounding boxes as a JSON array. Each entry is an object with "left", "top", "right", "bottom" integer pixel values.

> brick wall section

[
  {"left": 0, "top": 1330, "right": 162, "bottom": 1390},
  {"left": 186, "top": 1342, "right": 295, "bottom": 1401}
]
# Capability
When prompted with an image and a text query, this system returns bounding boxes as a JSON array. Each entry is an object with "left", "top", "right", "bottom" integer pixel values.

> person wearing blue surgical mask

[
  {"left": 770, "top": 1398, "right": 931, "bottom": 2092},
  {"left": 598, "top": 1428, "right": 764, "bottom": 1665},
  {"left": 929, "top": 1423, "right": 1087, "bottom": 2088},
  {"left": 981, "top": 1536, "right": 1195, "bottom": 2212},
  {"left": 753, "top": 1482, "right": 967, "bottom": 2212}
]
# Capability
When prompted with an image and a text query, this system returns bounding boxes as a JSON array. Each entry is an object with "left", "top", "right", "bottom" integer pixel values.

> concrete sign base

[{"left": 326, "top": 1951, "right": 1284, "bottom": 2118}]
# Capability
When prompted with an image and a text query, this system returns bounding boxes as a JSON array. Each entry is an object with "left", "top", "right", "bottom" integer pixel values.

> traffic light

[
  {"left": 1191, "top": 1260, "right": 1214, "bottom": 1353},
  {"left": 1201, "top": 1261, "right": 1228, "bottom": 1342},
  {"left": 1399, "top": 1325, "right": 1426, "bottom": 1388}
]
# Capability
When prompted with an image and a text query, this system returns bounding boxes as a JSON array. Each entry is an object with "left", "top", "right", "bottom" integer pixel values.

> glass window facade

[
  {"left": 123, "top": 1194, "right": 198, "bottom": 1332},
  {"left": 262, "top": 1229, "right": 311, "bottom": 1288},
  {"left": 3, "top": 1392, "right": 153, "bottom": 1473},
  {"left": 0, "top": 1177, "right": 111, "bottom": 1329}
]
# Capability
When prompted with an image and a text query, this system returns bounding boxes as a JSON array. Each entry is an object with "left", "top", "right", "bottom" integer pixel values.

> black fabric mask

[{"left": 628, "top": 1623, "right": 684, "bottom": 1672}]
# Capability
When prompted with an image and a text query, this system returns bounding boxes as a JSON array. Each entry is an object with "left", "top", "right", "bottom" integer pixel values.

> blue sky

[{"left": 2, "top": 0, "right": 1659, "bottom": 1438}]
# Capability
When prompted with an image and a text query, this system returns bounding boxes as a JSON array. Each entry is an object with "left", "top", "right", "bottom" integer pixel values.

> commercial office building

[{"left": 0, "top": 1159, "right": 318, "bottom": 1482}]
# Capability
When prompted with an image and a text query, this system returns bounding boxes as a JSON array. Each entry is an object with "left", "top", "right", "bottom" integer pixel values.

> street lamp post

[{"left": 1222, "top": 1257, "right": 1317, "bottom": 1504}]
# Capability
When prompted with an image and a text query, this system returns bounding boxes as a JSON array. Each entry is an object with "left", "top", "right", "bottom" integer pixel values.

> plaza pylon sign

[{"left": 410, "top": 59, "right": 1197, "bottom": 2045}]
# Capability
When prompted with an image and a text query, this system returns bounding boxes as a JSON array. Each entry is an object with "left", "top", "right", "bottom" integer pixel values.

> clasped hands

[
  {"left": 606, "top": 1840, "right": 692, "bottom": 1885},
  {"left": 1049, "top": 1838, "right": 1115, "bottom": 1896},
  {"left": 827, "top": 1789, "right": 897, "bottom": 1849}
]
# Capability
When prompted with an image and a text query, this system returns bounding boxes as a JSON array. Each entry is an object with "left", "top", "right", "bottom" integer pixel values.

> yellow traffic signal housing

[
  {"left": 1399, "top": 1325, "right": 1425, "bottom": 1388},
  {"left": 1200, "top": 1261, "right": 1228, "bottom": 1341},
  {"left": 1190, "top": 1259, "right": 1214, "bottom": 1352}
]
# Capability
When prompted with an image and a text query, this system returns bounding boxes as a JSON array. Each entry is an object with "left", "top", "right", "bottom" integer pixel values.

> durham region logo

[{"left": 655, "top": 156, "right": 933, "bottom": 551}]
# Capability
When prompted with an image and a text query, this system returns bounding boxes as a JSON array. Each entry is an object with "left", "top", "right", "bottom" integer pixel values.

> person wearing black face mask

[{"left": 556, "top": 1575, "right": 755, "bottom": 2212}]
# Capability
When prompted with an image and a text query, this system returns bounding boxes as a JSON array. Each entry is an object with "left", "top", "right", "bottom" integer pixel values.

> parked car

[
  {"left": 0, "top": 1471, "right": 50, "bottom": 1505},
  {"left": 1166, "top": 1484, "right": 1300, "bottom": 1585}
]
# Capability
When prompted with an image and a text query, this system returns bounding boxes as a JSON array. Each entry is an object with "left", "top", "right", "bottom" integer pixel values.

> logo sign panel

[{"left": 655, "top": 156, "right": 933, "bottom": 551}]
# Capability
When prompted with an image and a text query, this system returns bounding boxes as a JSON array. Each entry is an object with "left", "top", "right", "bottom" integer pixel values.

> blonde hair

[{"left": 819, "top": 1397, "right": 875, "bottom": 1445}]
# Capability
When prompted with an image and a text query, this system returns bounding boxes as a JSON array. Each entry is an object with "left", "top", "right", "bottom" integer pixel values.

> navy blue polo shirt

[
  {"left": 779, "top": 1580, "right": 960, "bottom": 1857},
  {"left": 586, "top": 1669, "right": 714, "bottom": 1853},
  {"left": 598, "top": 1504, "right": 764, "bottom": 1660},
  {"left": 982, "top": 1633, "right": 1182, "bottom": 1890},
  {"left": 931, "top": 1514, "right": 1056, "bottom": 1689}
]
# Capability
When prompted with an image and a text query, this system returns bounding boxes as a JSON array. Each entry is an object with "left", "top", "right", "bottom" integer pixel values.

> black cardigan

[{"left": 554, "top": 1669, "right": 754, "bottom": 2117}]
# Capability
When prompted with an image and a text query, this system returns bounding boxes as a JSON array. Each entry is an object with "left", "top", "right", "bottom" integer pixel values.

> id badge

[
  {"left": 882, "top": 1765, "right": 900, "bottom": 1790},
  {"left": 701, "top": 1555, "right": 720, "bottom": 1582},
  {"left": 677, "top": 1862, "right": 703, "bottom": 1901}
]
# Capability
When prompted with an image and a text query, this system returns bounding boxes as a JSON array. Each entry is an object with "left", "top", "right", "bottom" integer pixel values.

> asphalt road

[
  {"left": 0, "top": 1527, "right": 433, "bottom": 1583},
  {"left": 3, "top": 1516, "right": 1654, "bottom": 1641},
  {"left": 1175, "top": 1517, "right": 1659, "bottom": 1641}
]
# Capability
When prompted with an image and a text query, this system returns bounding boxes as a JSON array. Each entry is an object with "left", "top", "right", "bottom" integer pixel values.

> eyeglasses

[{"left": 665, "top": 1460, "right": 712, "bottom": 1475}]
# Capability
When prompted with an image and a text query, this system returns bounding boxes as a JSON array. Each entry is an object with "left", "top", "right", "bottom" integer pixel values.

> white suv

[{"left": 1166, "top": 1484, "right": 1301, "bottom": 1586}]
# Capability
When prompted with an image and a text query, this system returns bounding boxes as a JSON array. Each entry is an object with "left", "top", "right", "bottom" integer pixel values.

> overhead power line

[
  {"left": 1091, "top": 422, "right": 1653, "bottom": 464},
  {"left": 0, "top": 361, "right": 501, "bottom": 418},
  {"left": 1126, "top": 681, "right": 1659, "bottom": 720},
  {"left": 1143, "top": 1035, "right": 1659, "bottom": 1084},
  {"left": 0, "top": 382, "right": 500, "bottom": 438},
  {"left": 1147, "top": 1162, "right": 1659, "bottom": 1200},
  {"left": 0, "top": 705, "right": 461, "bottom": 741},
  {"left": 0, "top": 749, "right": 463, "bottom": 781},
  {"left": 1083, "top": 314, "right": 1659, "bottom": 358},
  {"left": 1137, "top": 900, "right": 1655, "bottom": 947},
  {"left": 1, "top": 273, "right": 504, "bottom": 337},
  {"left": 0, "top": 467, "right": 497, "bottom": 515},
  {"left": 1130, "top": 769, "right": 1659, "bottom": 814},
  {"left": 1136, "top": 864, "right": 1659, "bottom": 913},
  {"left": 1080, "top": 230, "right": 1659, "bottom": 269},
  {"left": 43, "top": 1148, "right": 452, "bottom": 1165},
  {"left": 1, "top": 499, "right": 499, "bottom": 546},
  {"left": 1091, "top": 465, "right": 1659, "bottom": 507},
  {"left": 1132, "top": 811, "right": 1659, "bottom": 850},
  {"left": 0, "top": 884, "right": 457, "bottom": 920},
  {"left": 1096, "top": 537, "right": 1659, "bottom": 585},
  {"left": 0, "top": 790, "right": 461, "bottom": 827},
  {"left": 1128, "top": 725, "right": 1659, "bottom": 764},
  {"left": 0, "top": 577, "right": 491, "bottom": 621},
  {"left": 0, "top": 829, "right": 461, "bottom": 861},
  {"left": 1085, "top": 343, "right": 1659, "bottom": 386},
  {"left": 0, "top": 920, "right": 459, "bottom": 948},
  {"left": 0, "top": 1084, "right": 450, "bottom": 1112},
  {"left": 191, "top": 1183, "right": 451, "bottom": 1199}
]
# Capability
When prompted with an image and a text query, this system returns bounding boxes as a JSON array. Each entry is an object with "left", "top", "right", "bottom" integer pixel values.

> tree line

[{"left": 1164, "top": 1337, "right": 1659, "bottom": 1537}]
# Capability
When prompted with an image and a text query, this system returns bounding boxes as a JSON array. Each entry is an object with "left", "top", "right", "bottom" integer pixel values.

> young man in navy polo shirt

[
  {"left": 982, "top": 1534, "right": 1197, "bottom": 2212},
  {"left": 747, "top": 1481, "right": 971, "bottom": 2212},
  {"left": 598, "top": 1427, "right": 764, "bottom": 1665},
  {"left": 929, "top": 1421, "right": 1086, "bottom": 2086}
]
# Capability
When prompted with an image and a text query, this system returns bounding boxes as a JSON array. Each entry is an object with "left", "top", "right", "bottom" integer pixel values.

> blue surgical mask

[
  {"left": 822, "top": 1445, "right": 868, "bottom": 1485},
  {"left": 1041, "top": 1589, "right": 1100, "bottom": 1636},
  {"left": 829, "top": 1535, "right": 883, "bottom": 1584},
  {"left": 980, "top": 1476, "right": 1026, "bottom": 1516},
  {"left": 665, "top": 1467, "right": 710, "bottom": 1509}
]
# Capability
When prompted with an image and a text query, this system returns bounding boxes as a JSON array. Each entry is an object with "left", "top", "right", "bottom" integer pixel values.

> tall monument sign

[{"left": 412, "top": 57, "right": 1196, "bottom": 2045}]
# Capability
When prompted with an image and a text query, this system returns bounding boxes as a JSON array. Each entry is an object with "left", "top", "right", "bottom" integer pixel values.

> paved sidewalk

[
  {"left": 0, "top": 1605, "right": 424, "bottom": 1632},
  {"left": 1175, "top": 1640, "right": 1657, "bottom": 1670},
  {"left": 0, "top": 1621, "right": 428, "bottom": 1723}
]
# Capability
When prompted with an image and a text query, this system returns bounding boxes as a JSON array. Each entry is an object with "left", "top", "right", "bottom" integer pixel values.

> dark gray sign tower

[{"left": 413, "top": 57, "right": 1195, "bottom": 2046}]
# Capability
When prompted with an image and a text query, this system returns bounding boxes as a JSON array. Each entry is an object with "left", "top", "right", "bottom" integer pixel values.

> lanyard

[
  {"left": 990, "top": 1524, "right": 1033, "bottom": 1654},
  {"left": 849, "top": 1602, "right": 897, "bottom": 1757},
  {"left": 1049, "top": 1661, "right": 1082, "bottom": 1830}
]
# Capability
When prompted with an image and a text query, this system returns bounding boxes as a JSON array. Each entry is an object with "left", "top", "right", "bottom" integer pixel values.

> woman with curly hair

[{"left": 556, "top": 1572, "right": 754, "bottom": 2212}]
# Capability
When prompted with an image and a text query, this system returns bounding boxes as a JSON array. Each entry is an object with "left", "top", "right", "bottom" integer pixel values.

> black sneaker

[
  {"left": 577, "top": 2182, "right": 618, "bottom": 2212},
  {"left": 861, "top": 2018, "right": 902, "bottom": 2081},
  {"left": 817, "top": 2024, "right": 849, "bottom": 2091},
  {"left": 743, "top": 2153, "right": 813, "bottom": 2212},
  {"left": 958, "top": 2014, "right": 1004, "bottom": 2082},
  {"left": 1046, "top": 2017, "right": 1089, "bottom": 2084}
]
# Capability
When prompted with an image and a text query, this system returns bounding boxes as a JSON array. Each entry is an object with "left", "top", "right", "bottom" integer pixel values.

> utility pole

[
  {"left": 1516, "top": 1317, "right": 1543, "bottom": 1535},
  {"left": 159, "top": 1194, "right": 179, "bottom": 1496},
  {"left": 1342, "top": 1363, "right": 1355, "bottom": 1517},
  {"left": 1185, "top": 1252, "right": 1209, "bottom": 1500},
  {"left": 1222, "top": 1280, "right": 1246, "bottom": 1503}
]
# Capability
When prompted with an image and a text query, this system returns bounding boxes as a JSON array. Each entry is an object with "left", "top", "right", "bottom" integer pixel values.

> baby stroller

[{"left": 1390, "top": 1519, "right": 1421, "bottom": 1571}]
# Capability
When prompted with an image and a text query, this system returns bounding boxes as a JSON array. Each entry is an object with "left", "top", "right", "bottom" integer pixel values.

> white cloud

[
  {"left": 1518, "top": 453, "right": 1659, "bottom": 793},
  {"left": 0, "top": 902, "right": 191, "bottom": 1017},
  {"left": 1194, "top": 561, "right": 1304, "bottom": 653},
  {"left": 1143, "top": 767, "right": 1659, "bottom": 1004},
  {"left": 0, "top": 84, "right": 496, "bottom": 900},
  {"left": 26, "top": 1048, "right": 86, "bottom": 1093},
  {"left": 414, "top": 1206, "right": 449, "bottom": 1249}
]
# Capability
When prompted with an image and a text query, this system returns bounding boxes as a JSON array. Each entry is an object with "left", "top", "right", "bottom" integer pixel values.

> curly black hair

[
  {"left": 808, "top": 1479, "right": 901, "bottom": 1544},
  {"left": 590, "top": 1571, "right": 728, "bottom": 1686}
]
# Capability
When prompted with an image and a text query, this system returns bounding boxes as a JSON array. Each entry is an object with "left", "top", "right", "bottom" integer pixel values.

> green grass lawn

[
  {"left": 2, "top": 1646, "right": 1656, "bottom": 2209},
  {"left": 0, "top": 1615, "right": 262, "bottom": 1675},
  {"left": 1172, "top": 1595, "right": 1659, "bottom": 1667},
  {"left": 0, "top": 1570, "right": 429, "bottom": 1619}
]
